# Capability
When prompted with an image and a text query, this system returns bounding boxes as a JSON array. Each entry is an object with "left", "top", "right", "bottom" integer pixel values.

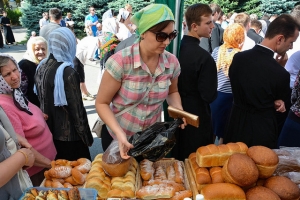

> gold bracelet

[{"left": 17, "top": 150, "right": 28, "bottom": 166}]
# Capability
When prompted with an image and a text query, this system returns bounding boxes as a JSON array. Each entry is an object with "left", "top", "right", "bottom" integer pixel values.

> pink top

[{"left": 0, "top": 94, "right": 56, "bottom": 176}]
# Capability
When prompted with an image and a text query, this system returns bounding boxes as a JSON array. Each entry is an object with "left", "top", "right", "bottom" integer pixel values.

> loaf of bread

[
  {"left": 154, "top": 166, "right": 167, "bottom": 181},
  {"left": 107, "top": 189, "right": 135, "bottom": 198},
  {"left": 48, "top": 166, "right": 72, "bottom": 178},
  {"left": 174, "top": 160, "right": 184, "bottom": 184},
  {"left": 210, "top": 167, "right": 224, "bottom": 183},
  {"left": 222, "top": 153, "right": 259, "bottom": 187},
  {"left": 85, "top": 177, "right": 110, "bottom": 198},
  {"left": 201, "top": 183, "right": 246, "bottom": 200},
  {"left": 246, "top": 186, "right": 280, "bottom": 200},
  {"left": 74, "top": 158, "right": 91, "bottom": 174},
  {"left": 196, "top": 142, "right": 248, "bottom": 167},
  {"left": 146, "top": 180, "right": 185, "bottom": 192},
  {"left": 167, "top": 165, "right": 176, "bottom": 181},
  {"left": 101, "top": 156, "right": 132, "bottom": 177},
  {"left": 140, "top": 159, "right": 155, "bottom": 181},
  {"left": 188, "top": 153, "right": 211, "bottom": 191},
  {"left": 247, "top": 146, "right": 279, "bottom": 179},
  {"left": 169, "top": 190, "right": 193, "bottom": 200},
  {"left": 264, "top": 176, "right": 300, "bottom": 200}
]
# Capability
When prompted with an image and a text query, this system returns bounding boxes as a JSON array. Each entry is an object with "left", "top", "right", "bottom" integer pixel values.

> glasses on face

[{"left": 151, "top": 30, "right": 178, "bottom": 42}]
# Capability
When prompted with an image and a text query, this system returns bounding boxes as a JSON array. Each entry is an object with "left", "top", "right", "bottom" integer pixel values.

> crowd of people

[{"left": 1, "top": 2, "right": 300, "bottom": 199}]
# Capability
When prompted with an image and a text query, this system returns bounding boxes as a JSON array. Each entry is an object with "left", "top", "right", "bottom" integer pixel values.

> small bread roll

[
  {"left": 63, "top": 182, "right": 73, "bottom": 188},
  {"left": 174, "top": 161, "right": 184, "bottom": 184},
  {"left": 68, "top": 187, "right": 81, "bottom": 200},
  {"left": 166, "top": 165, "right": 176, "bottom": 181},
  {"left": 75, "top": 158, "right": 91, "bottom": 174},
  {"left": 44, "top": 179, "right": 52, "bottom": 187},
  {"left": 48, "top": 166, "right": 72, "bottom": 178},
  {"left": 51, "top": 180, "right": 64, "bottom": 188},
  {"left": 71, "top": 168, "right": 85, "bottom": 185},
  {"left": 58, "top": 190, "right": 68, "bottom": 199}
]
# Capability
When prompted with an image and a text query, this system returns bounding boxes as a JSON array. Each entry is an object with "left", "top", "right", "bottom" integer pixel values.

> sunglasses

[{"left": 151, "top": 30, "right": 178, "bottom": 42}]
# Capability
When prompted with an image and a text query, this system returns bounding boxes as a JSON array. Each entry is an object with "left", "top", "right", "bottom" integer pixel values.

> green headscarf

[{"left": 131, "top": 4, "right": 174, "bottom": 36}]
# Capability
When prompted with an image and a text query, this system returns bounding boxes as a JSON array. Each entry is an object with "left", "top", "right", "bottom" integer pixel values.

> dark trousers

[{"left": 101, "top": 125, "right": 113, "bottom": 152}]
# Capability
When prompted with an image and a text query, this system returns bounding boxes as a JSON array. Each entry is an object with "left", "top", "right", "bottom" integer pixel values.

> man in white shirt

[
  {"left": 234, "top": 13, "right": 255, "bottom": 51},
  {"left": 39, "top": 12, "right": 49, "bottom": 29}
]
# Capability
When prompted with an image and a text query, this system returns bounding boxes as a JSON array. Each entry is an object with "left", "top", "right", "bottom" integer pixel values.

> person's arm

[
  {"left": 95, "top": 70, "right": 133, "bottom": 159},
  {"left": 0, "top": 148, "right": 34, "bottom": 187},
  {"left": 274, "top": 100, "right": 286, "bottom": 113},
  {"left": 4, "top": 110, "right": 52, "bottom": 169}
]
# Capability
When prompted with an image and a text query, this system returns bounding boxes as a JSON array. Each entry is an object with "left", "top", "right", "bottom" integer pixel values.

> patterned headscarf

[
  {"left": 131, "top": 4, "right": 174, "bottom": 36},
  {"left": 36, "top": 27, "right": 76, "bottom": 106},
  {"left": 216, "top": 23, "right": 245, "bottom": 76},
  {"left": 0, "top": 53, "right": 32, "bottom": 115}
]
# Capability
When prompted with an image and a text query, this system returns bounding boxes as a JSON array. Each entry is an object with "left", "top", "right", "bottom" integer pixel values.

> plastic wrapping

[
  {"left": 128, "top": 119, "right": 183, "bottom": 162},
  {"left": 101, "top": 140, "right": 131, "bottom": 177},
  {"left": 273, "top": 147, "right": 300, "bottom": 187}
]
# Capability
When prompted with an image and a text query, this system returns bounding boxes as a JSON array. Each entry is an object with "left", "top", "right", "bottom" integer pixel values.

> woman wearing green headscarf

[{"left": 95, "top": 4, "right": 187, "bottom": 159}]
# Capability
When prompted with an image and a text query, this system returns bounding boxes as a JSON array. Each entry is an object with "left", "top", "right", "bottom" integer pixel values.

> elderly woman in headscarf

[
  {"left": 95, "top": 4, "right": 187, "bottom": 159},
  {"left": 34, "top": 27, "right": 93, "bottom": 161},
  {"left": 210, "top": 23, "right": 245, "bottom": 145},
  {"left": 19, "top": 36, "right": 48, "bottom": 107},
  {"left": 0, "top": 53, "right": 56, "bottom": 186}
]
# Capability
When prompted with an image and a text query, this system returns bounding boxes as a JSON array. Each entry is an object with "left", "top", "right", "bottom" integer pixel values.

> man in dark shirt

[
  {"left": 199, "top": 3, "right": 224, "bottom": 53},
  {"left": 173, "top": 3, "right": 217, "bottom": 161},
  {"left": 247, "top": 19, "right": 264, "bottom": 44},
  {"left": 39, "top": 8, "right": 62, "bottom": 41}
]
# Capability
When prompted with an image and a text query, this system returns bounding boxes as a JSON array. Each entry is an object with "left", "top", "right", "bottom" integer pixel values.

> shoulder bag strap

[{"left": 115, "top": 78, "right": 156, "bottom": 118}]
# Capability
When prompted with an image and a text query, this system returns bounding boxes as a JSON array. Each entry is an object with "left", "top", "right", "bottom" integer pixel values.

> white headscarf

[
  {"left": 23, "top": 36, "right": 49, "bottom": 64},
  {"left": 102, "top": 17, "right": 118, "bottom": 34},
  {"left": 36, "top": 27, "right": 76, "bottom": 106},
  {"left": 117, "top": 9, "right": 130, "bottom": 22},
  {"left": 0, "top": 53, "right": 32, "bottom": 115},
  {"left": 102, "top": 9, "right": 113, "bottom": 22}
]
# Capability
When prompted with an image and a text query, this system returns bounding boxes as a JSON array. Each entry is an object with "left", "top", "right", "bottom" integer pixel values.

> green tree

[
  {"left": 238, "top": 0, "right": 262, "bottom": 17},
  {"left": 184, "top": 0, "right": 238, "bottom": 15},
  {"left": 107, "top": 0, "right": 154, "bottom": 14},
  {"left": 261, "top": 0, "right": 297, "bottom": 15}
]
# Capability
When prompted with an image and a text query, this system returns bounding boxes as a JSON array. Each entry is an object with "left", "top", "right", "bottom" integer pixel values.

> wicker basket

[
  {"left": 136, "top": 158, "right": 192, "bottom": 199},
  {"left": 184, "top": 159, "right": 199, "bottom": 200}
]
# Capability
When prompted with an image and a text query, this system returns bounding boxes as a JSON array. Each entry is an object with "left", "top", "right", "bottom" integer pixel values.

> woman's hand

[
  {"left": 16, "top": 134, "right": 32, "bottom": 149},
  {"left": 180, "top": 117, "right": 188, "bottom": 129},
  {"left": 43, "top": 113, "right": 48, "bottom": 120},
  {"left": 117, "top": 134, "right": 134, "bottom": 160},
  {"left": 274, "top": 99, "right": 286, "bottom": 113}
]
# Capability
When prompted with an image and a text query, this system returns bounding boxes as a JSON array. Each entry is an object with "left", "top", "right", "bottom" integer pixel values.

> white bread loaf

[
  {"left": 196, "top": 142, "right": 248, "bottom": 167},
  {"left": 188, "top": 153, "right": 211, "bottom": 191}
]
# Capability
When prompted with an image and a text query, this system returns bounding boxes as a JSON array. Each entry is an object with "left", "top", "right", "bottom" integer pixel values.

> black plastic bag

[{"left": 128, "top": 119, "right": 183, "bottom": 161}]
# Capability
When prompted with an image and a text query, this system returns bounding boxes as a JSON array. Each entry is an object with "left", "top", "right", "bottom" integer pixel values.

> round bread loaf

[
  {"left": 201, "top": 183, "right": 246, "bottom": 199},
  {"left": 246, "top": 186, "right": 280, "bottom": 200},
  {"left": 247, "top": 146, "right": 279, "bottom": 178},
  {"left": 264, "top": 176, "right": 300, "bottom": 200},
  {"left": 222, "top": 153, "right": 259, "bottom": 187},
  {"left": 102, "top": 156, "right": 132, "bottom": 177}
]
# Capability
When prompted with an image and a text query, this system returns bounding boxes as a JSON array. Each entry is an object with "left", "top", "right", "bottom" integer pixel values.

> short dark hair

[
  {"left": 250, "top": 19, "right": 262, "bottom": 30},
  {"left": 209, "top": 3, "right": 221, "bottom": 15},
  {"left": 49, "top": 8, "right": 62, "bottom": 21},
  {"left": 265, "top": 14, "right": 299, "bottom": 39},
  {"left": 185, "top": 3, "right": 212, "bottom": 31}
]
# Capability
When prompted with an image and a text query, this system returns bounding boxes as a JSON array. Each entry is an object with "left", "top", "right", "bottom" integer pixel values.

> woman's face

[
  {"left": 34, "top": 42, "right": 47, "bottom": 61},
  {"left": 142, "top": 22, "right": 176, "bottom": 55},
  {"left": 1, "top": 59, "right": 20, "bottom": 89}
]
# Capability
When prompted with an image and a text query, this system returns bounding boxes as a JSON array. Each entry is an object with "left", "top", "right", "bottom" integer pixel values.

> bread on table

[
  {"left": 188, "top": 153, "right": 211, "bottom": 191},
  {"left": 169, "top": 190, "right": 193, "bottom": 200},
  {"left": 174, "top": 160, "right": 184, "bottom": 184},
  {"left": 264, "top": 176, "right": 300, "bottom": 200},
  {"left": 140, "top": 159, "right": 155, "bottom": 181},
  {"left": 196, "top": 142, "right": 248, "bottom": 167},
  {"left": 247, "top": 146, "right": 279, "bottom": 179},
  {"left": 48, "top": 165, "right": 72, "bottom": 178},
  {"left": 107, "top": 189, "right": 135, "bottom": 198},
  {"left": 201, "top": 183, "right": 246, "bottom": 200},
  {"left": 246, "top": 186, "right": 280, "bottom": 200},
  {"left": 209, "top": 167, "right": 224, "bottom": 183},
  {"left": 154, "top": 166, "right": 168, "bottom": 181},
  {"left": 85, "top": 177, "right": 110, "bottom": 198},
  {"left": 222, "top": 153, "right": 259, "bottom": 187}
]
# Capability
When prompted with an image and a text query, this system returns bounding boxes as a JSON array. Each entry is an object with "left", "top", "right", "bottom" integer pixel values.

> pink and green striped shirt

[{"left": 105, "top": 43, "right": 180, "bottom": 137}]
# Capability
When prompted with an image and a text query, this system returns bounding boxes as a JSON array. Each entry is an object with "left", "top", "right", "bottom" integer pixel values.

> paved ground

[{"left": 0, "top": 26, "right": 104, "bottom": 160}]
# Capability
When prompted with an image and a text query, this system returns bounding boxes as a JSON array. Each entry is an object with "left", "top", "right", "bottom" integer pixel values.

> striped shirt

[
  {"left": 212, "top": 47, "right": 232, "bottom": 93},
  {"left": 105, "top": 43, "right": 181, "bottom": 137}
]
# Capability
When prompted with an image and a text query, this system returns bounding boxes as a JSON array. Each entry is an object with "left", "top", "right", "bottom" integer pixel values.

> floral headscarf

[{"left": 0, "top": 53, "right": 32, "bottom": 115}]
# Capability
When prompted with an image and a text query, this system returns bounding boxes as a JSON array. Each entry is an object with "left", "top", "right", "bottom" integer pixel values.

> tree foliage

[
  {"left": 108, "top": 0, "right": 154, "bottom": 14},
  {"left": 184, "top": 0, "right": 238, "bottom": 14},
  {"left": 260, "top": 0, "right": 297, "bottom": 15}
]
